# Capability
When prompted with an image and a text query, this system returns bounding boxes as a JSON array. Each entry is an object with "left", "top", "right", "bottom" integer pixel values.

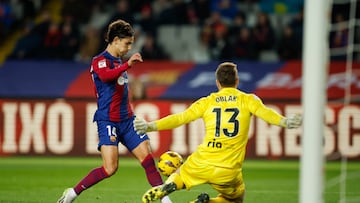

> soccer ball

[{"left": 158, "top": 151, "right": 184, "bottom": 177}]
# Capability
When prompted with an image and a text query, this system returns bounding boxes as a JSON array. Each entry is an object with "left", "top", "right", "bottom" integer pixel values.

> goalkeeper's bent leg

[
  {"left": 165, "top": 172, "right": 185, "bottom": 190},
  {"left": 209, "top": 194, "right": 243, "bottom": 203}
]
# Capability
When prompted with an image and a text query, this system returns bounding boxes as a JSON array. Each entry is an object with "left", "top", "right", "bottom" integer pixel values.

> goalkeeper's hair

[
  {"left": 215, "top": 62, "right": 238, "bottom": 87},
  {"left": 105, "top": 19, "right": 134, "bottom": 43}
]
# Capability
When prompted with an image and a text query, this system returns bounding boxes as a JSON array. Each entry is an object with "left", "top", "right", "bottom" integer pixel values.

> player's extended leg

[
  {"left": 208, "top": 180, "right": 245, "bottom": 203},
  {"left": 132, "top": 140, "right": 172, "bottom": 203},
  {"left": 209, "top": 194, "right": 244, "bottom": 203},
  {"left": 133, "top": 141, "right": 163, "bottom": 186},
  {"left": 189, "top": 191, "right": 244, "bottom": 203},
  {"left": 188, "top": 192, "right": 210, "bottom": 203},
  {"left": 142, "top": 171, "right": 185, "bottom": 203},
  {"left": 57, "top": 145, "right": 117, "bottom": 203}
]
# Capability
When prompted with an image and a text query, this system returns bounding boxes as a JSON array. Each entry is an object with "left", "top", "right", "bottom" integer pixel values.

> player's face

[{"left": 115, "top": 36, "right": 134, "bottom": 56}]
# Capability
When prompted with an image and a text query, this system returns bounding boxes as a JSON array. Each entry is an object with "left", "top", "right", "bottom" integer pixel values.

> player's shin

[{"left": 141, "top": 154, "right": 164, "bottom": 186}]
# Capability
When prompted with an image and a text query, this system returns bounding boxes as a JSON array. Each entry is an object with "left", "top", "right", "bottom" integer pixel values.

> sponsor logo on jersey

[{"left": 207, "top": 139, "right": 222, "bottom": 148}]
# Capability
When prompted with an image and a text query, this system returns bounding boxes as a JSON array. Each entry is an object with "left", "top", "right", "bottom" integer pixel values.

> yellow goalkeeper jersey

[{"left": 155, "top": 87, "right": 285, "bottom": 169}]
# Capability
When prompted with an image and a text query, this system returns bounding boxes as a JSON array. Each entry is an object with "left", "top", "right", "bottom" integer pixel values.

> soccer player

[
  {"left": 57, "top": 19, "right": 171, "bottom": 203},
  {"left": 134, "top": 62, "right": 302, "bottom": 203}
]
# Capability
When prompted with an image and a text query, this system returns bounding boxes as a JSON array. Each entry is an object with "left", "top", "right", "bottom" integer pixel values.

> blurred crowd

[{"left": 1, "top": 0, "right": 359, "bottom": 62}]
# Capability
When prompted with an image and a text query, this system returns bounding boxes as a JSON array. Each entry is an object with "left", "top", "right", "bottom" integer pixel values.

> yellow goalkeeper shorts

[{"left": 179, "top": 154, "right": 245, "bottom": 200}]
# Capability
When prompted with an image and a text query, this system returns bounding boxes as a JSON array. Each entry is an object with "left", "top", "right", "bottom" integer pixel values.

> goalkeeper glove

[
  {"left": 133, "top": 117, "right": 157, "bottom": 134},
  {"left": 280, "top": 114, "right": 302, "bottom": 129}
]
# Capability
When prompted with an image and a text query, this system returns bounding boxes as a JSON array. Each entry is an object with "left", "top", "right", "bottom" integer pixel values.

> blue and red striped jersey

[{"left": 90, "top": 51, "right": 133, "bottom": 122}]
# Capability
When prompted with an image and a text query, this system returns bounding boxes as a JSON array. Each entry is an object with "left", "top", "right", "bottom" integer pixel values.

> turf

[{"left": 0, "top": 157, "right": 359, "bottom": 203}]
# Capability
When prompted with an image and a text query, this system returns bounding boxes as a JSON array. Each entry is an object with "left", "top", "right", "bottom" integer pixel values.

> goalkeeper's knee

[{"left": 165, "top": 173, "right": 185, "bottom": 190}]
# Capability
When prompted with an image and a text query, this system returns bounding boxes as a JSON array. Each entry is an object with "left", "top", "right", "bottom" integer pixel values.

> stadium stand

[{"left": 1, "top": 0, "right": 358, "bottom": 64}]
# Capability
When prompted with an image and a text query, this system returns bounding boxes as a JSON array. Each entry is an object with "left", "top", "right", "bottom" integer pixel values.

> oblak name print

[{"left": 216, "top": 95, "right": 237, "bottom": 102}]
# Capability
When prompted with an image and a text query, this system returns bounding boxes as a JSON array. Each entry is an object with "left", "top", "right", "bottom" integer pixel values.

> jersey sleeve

[
  {"left": 155, "top": 98, "right": 207, "bottom": 130},
  {"left": 91, "top": 57, "right": 129, "bottom": 82},
  {"left": 247, "top": 94, "right": 285, "bottom": 125}
]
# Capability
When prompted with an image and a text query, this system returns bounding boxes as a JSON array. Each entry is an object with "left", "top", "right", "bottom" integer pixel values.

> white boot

[{"left": 57, "top": 188, "right": 77, "bottom": 203}]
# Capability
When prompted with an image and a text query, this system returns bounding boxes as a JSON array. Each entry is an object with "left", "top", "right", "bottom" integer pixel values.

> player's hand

[
  {"left": 280, "top": 114, "right": 302, "bottom": 129},
  {"left": 133, "top": 117, "right": 148, "bottom": 134},
  {"left": 128, "top": 53, "right": 143, "bottom": 66},
  {"left": 133, "top": 117, "right": 157, "bottom": 134}
]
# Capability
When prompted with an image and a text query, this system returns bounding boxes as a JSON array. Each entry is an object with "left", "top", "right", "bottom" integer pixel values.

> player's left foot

[
  {"left": 142, "top": 182, "right": 177, "bottom": 203},
  {"left": 188, "top": 192, "right": 210, "bottom": 203},
  {"left": 57, "top": 188, "right": 76, "bottom": 203}
]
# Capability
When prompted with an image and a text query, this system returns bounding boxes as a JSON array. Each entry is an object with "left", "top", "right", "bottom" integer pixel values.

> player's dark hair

[
  {"left": 105, "top": 19, "right": 134, "bottom": 43},
  {"left": 216, "top": 62, "right": 238, "bottom": 87}
]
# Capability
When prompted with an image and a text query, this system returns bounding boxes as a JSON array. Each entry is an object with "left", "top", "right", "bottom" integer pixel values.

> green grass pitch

[{"left": 0, "top": 157, "right": 359, "bottom": 203}]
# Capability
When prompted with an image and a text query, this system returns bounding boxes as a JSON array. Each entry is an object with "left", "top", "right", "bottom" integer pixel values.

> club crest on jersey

[
  {"left": 98, "top": 59, "right": 106, "bottom": 68},
  {"left": 117, "top": 76, "right": 128, "bottom": 85}
]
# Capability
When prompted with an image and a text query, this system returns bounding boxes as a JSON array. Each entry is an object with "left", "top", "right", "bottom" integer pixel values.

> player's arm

[
  {"left": 248, "top": 94, "right": 302, "bottom": 129},
  {"left": 92, "top": 53, "right": 142, "bottom": 82},
  {"left": 91, "top": 57, "right": 129, "bottom": 82},
  {"left": 134, "top": 98, "right": 206, "bottom": 134}
]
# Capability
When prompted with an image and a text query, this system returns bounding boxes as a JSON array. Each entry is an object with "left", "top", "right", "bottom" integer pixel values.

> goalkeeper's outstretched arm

[
  {"left": 133, "top": 109, "right": 200, "bottom": 135},
  {"left": 134, "top": 100, "right": 203, "bottom": 134},
  {"left": 254, "top": 105, "right": 302, "bottom": 129},
  {"left": 255, "top": 106, "right": 302, "bottom": 129},
  {"left": 249, "top": 94, "right": 302, "bottom": 129}
]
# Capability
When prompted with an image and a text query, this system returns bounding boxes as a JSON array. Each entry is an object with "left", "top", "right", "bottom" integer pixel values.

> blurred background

[
  {"left": 1, "top": 0, "right": 359, "bottom": 63},
  {"left": 0, "top": 0, "right": 359, "bottom": 159}
]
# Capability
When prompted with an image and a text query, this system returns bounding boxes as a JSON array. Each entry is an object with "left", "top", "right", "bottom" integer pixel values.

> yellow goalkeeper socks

[{"left": 165, "top": 173, "right": 184, "bottom": 190}]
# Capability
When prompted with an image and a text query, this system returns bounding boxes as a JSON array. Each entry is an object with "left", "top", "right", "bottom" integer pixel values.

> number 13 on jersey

[{"left": 212, "top": 107, "right": 240, "bottom": 137}]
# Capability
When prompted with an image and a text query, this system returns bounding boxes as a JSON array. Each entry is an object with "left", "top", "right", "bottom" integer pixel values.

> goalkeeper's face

[{"left": 114, "top": 36, "right": 134, "bottom": 57}]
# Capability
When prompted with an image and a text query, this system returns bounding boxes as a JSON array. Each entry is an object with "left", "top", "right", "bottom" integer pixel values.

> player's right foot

[
  {"left": 189, "top": 192, "right": 210, "bottom": 203},
  {"left": 142, "top": 182, "right": 177, "bottom": 203},
  {"left": 57, "top": 188, "right": 75, "bottom": 203}
]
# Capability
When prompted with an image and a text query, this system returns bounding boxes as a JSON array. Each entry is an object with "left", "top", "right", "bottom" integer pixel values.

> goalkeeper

[{"left": 134, "top": 62, "right": 302, "bottom": 203}]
